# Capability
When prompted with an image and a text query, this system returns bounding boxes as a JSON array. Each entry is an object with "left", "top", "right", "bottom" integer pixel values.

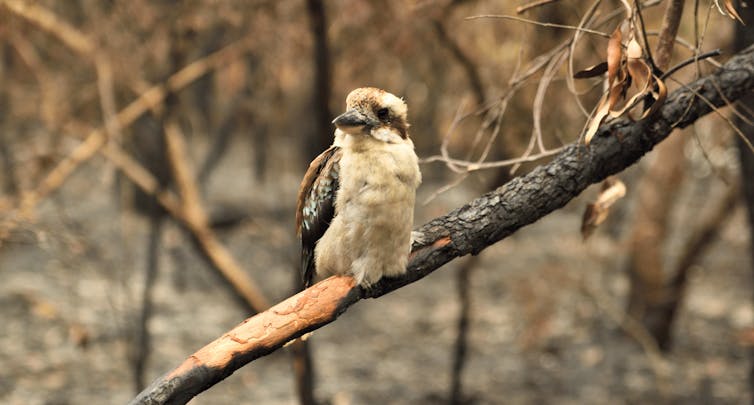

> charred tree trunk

[
  {"left": 128, "top": 23, "right": 189, "bottom": 392},
  {"left": 305, "top": 0, "right": 332, "bottom": 161},
  {"left": 0, "top": 42, "right": 18, "bottom": 197},
  {"left": 287, "top": 1, "right": 335, "bottom": 403},
  {"left": 449, "top": 255, "right": 477, "bottom": 405}
]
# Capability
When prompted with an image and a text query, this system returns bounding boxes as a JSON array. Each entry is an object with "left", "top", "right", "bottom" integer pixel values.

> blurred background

[{"left": 0, "top": 0, "right": 753, "bottom": 404}]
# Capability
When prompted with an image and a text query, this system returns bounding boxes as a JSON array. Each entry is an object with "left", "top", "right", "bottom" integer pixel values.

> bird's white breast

[{"left": 314, "top": 134, "right": 421, "bottom": 286}]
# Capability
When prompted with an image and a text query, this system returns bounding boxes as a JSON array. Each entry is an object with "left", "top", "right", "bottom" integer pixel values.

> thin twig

[
  {"left": 439, "top": 100, "right": 472, "bottom": 174},
  {"left": 162, "top": 122, "right": 270, "bottom": 311},
  {"left": 671, "top": 77, "right": 754, "bottom": 154},
  {"left": 433, "top": 18, "right": 486, "bottom": 106},
  {"left": 164, "top": 121, "right": 208, "bottom": 226},
  {"left": 16, "top": 38, "right": 251, "bottom": 218},
  {"left": 466, "top": 14, "right": 611, "bottom": 38},
  {"left": 421, "top": 147, "right": 564, "bottom": 172},
  {"left": 422, "top": 173, "right": 469, "bottom": 206},
  {"left": 659, "top": 49, "right": 721, "bottom": 81},
  {"left": 566, "top": 0, "right": 603, "bottom": 117},
  {"left": 532, "top": 49, "right": 567, "bottom": 154},
  {"left": 95, "top": 57, "right": 122, "bottom": 142},
  {"left": 0, "top": 0, "right": 95, "bottom": 56},
  {"left": 633, "top": 0, "right": 658, "bottom": 72}
]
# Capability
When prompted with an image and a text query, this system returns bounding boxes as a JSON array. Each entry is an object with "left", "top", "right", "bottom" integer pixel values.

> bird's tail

[{"left": 301, "top": 245, "right": 316, "bottom": 289}]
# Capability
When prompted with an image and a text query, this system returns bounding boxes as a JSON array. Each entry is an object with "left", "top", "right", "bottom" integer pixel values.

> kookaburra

[{"left": 296, "top": 87, "right": 422, "bottom": 288}]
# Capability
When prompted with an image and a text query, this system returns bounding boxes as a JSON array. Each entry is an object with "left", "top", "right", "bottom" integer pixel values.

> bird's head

[{"left": 332, "top": 87, "right": 409, "bottom": 143}]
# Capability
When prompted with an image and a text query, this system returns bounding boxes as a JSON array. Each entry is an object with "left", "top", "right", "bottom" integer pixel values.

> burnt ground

[{"left": 0, "top": 138, "right": 752, "bottom": 405}]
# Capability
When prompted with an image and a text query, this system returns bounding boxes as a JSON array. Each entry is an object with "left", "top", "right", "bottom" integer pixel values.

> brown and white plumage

[
  {"left": 296, "top": 87, "right": 421, "bottom": 288},
  {"left": 296, "top": 142, "right": 342, "bottom": 287}
]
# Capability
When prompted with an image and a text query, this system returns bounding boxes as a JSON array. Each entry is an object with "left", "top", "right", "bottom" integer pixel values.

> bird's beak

[{"left": 332, "top": 109, "right": 371, "bottom": 133}]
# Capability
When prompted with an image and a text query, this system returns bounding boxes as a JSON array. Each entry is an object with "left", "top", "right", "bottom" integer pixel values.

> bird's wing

[{"left": 296, "top": 146, "right": 342, "bottom": 288}]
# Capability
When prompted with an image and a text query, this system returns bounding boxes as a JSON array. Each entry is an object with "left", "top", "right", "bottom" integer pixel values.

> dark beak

[{"left": 332, "top": 109, "right": 369, "bottom": 130}]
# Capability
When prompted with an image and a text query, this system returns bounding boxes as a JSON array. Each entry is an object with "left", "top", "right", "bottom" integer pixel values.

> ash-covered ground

[{"left": 1, "top": 140, "right": 751, "bottom": 405}]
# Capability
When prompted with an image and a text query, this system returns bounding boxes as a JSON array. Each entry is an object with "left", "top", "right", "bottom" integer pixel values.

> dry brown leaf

[
  {"left": 609, "top": 91, "right": 643, "bottom": 118},
  {"left": 723, "top": 0, "right": 745, "bottom": 24},
  {"left": 574, "top": 62, "right": 608, "bottom": 79},
  {"left": 625, "top": 37, "right": 649, "bottom": 89},
  {"left": 584, "top": 93, "right": 610, "bottom": 145},
  {"left": 609, "top": 70, "right": 629, "bottom": 107},
  {"left": 584, "top": 24, "right": 637, "bottom": 145},
  {"left": 626, "top": 37, "right": 642, "bottom": 59},
  {"left": 607, "top": 26, "right": 623, "bottom": 86},
  {"left": 641, "top": 75, "right": 667, "bottom": 119},
  {"left": 582, "top": 24, "right": 670, "bottom": 144},
  {"left": 595, "top": 177, "right": 627, "bottom": 206},
  {"left": 626, "top": 58, "right": 650, "bottom": 92},
  {"left": 585, "top": 76, "right": 628, "bottom": 145},
  {"left": 581, "top": 177, "right": 627, "bottom": 240},
  {"left": 581, "top": 204, "right": 602, "bottom": 240},
  {"left": 609, "top": 68, "right": 650, "bottom": 118}
]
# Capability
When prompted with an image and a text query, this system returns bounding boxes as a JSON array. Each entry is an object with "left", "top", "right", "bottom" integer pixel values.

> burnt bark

[{"left": 130, "top": 45, "right": 754, "bottom": 405}]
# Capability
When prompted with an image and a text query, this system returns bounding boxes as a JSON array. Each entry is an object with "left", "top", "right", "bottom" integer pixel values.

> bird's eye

[{"left": 376, "top": 107, "right": 390, "bottom": 121}]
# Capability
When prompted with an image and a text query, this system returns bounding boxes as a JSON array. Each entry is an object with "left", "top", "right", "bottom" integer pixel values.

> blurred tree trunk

[
  {"left": 731, "top": 1, "right": 754, "bottom": 399},
  {"left": 0, "top": 42, "right": 18, "bottom": 197},
  {"left": 289, "top": 3, "right": 333, "bottom": 403},
  {"left": 624, "top": 0, "right": 686, "bottom": 351},
  {"left": 128, "top": 21, "right": 192, "bottom": 392},
  {"left": 305, "top": 0, "right": 332, "bottom": 161}
]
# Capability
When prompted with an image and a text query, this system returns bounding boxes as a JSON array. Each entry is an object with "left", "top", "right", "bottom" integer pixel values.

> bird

[{"left": 296, "top": 87, "right": 422, "bottom": 288}]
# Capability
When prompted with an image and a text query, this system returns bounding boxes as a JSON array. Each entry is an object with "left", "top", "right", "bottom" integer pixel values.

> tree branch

[{"left": 131, "top": 44, "right": 754, "bottom": 405}]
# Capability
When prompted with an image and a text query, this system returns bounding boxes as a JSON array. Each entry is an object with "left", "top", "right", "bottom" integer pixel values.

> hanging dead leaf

[
  {"left": 609, "top": 91, "right": 642, "bottom": 118},
  {"left": 723, "top": 0, "right": 745, "bottom": 24},
  {"left": 609, "top": 71, "right": 650, "bottom": 118},
  {"left": 641, "top": 75, "right": 667, "bottom": 119},
  {"left": 584, "top": 93, "right": 610, "bottom": 145},
  {"left": 626, "top": 37, "right": 642, "bottom": 59},
  {"left": 583, "top": 23, "right": 637, "bottom": 145},
  {"left": 581, "top": 177, "right": 627, "bottom": 240},
  {"left": 585, "top": 73, "right": 630, "bottom": 145},
  {"left": 612, "top": 68, "right": 630, "bottom": 104},
  {"left": 607, "top": 26, "right": 623, "bottom": 86},
  {"left": 626, "top": 38, "right": 650, "bottom": 90},
  {"left": 595, "top": 177, "right": 626, "bottom": 206},
  {"left": 574, "top": 62, "right": 608, "bottom": 79}
]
